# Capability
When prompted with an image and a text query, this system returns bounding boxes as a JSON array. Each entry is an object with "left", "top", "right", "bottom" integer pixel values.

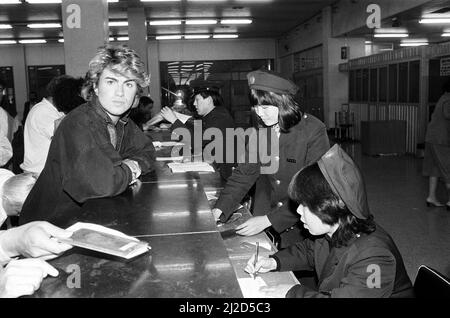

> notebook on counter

[{"left": 58, "top": 223, "right": 151, "bottom": 259}]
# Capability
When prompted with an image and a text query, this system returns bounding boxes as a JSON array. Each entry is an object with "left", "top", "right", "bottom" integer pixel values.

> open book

[{"left": 59, "top": 223, "right": 151, "bottom": 259}]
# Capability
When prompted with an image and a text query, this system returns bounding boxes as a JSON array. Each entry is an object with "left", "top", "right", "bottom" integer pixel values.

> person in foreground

[
  {"left": 245, "top": 144, "right": 414, "bottom": 298},
  {"left": 20, "top": 44, "right": 155, "bottom": 225},
  {"left": 0, "top": 170, "right": 72, "bottom": 297}
]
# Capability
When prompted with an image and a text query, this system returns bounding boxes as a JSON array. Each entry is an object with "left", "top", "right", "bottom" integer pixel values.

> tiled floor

[{"left": 341, "top": 142, "right": 450, "bottom": 282}]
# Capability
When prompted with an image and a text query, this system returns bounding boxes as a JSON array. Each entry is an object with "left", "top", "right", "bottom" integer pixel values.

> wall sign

[{"left": 440, "top": 57, "right": 450, "bottom": 76}]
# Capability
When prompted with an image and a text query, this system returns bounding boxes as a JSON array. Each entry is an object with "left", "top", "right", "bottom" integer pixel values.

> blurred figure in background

[
  {"left": 423, "top": 79, "right": 450, "bottom": 211},
  {"left": 21, "top": 75, "right": 85, "bottom": 176},
  {"left": 130, "top": 96, "right": 154, "bottom": 130}
]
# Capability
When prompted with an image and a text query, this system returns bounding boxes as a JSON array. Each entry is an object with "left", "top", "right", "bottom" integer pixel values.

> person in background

[
  {"left": 0, "top": 169, "right": 72, "bottom": 298},
  {"left": 245, "top": 144, "right": 414, "bottom": 298},
  {"left": 130, "top": 96, "right": 154, "bottom": 130},
  {"left": 212, "top": 69, "right": 330, "bottom": 248},
  {"left": 423, "top": 79, "right": 450, "bottom": 211},
  {"left": 157, "top": 86, "right": 237, "bottom": 180},
  {"left": 22, "top": 91, "right": 39, "bottom": 126},
  {"left": 21, "top": 75, "right": 85, "bottom": 176},
  {"left": 0, "top": 108, "right": 12, "bottom": 167},
  {"left": 19, "top": 44, "right": 155, "bottom": 225},
  {"left": 0, "top": 79, "right": 16, "bottom": 119}
]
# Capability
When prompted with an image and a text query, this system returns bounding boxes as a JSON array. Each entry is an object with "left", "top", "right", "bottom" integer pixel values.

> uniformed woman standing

[{"left": 212, "top": 69, "right": 330, "bottom": 247}]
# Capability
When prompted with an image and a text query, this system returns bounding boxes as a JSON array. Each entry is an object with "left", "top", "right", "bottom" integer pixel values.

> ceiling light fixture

[
  {"left": 27, "top": 23, "right": 62, "bottom": 28},
  {"left": 419, "top": 18, "right": 450, "bottom": 24},
  {"left": 19, "top": 39, "right": 47, "bottom": 44},
  {"left": 155, "top": 35, "right": 182, "bottom": 40},
  {"left": 117, "top": 36, "right": 129, "bottom": 41},
  {"left": 374, "top": 33, "right": 408, "bottom": 38},
  {"left": 442, "top": 33, "right": 450, "bottom": 37},
  {"left": 149, "top": 20, "right": 182, "bottom": 25},
  {"left": 0, "top": 40, "right": 17, "bottom": 44},
  {"left": 213, "top": 34, "right": 239, "bottom": 39},
  {"left": 0, "top": 0, "right": 21, "bottom": 4},
  {"left": 140, "top": 0, "right": 181, "bottom": 2},
  {"left": 185, "top": 19, "right": 217, "bottom": 25},
  {"left": 0, "top": 24, "right": 13, "bottom": 29},
  {"left": 109, "top": 21, "right": 128, "bottom": 27},
  {"left": 220, "top": 19, "right": 252, "bottom": 24},
  {"left": 25, "top": 0, "right": 62, "bottom": 3},
  {"left": 109, "top": 37, "right": 115, "bottom": 41},
  {"left": 184, "top": 34, "right": 210, "bottom": 39},
  {"left": 399, "top": 42, "right": 428, "bottom": 47},
  {"left": 58, "top": 39, "right": 64, "bottom": 43}
]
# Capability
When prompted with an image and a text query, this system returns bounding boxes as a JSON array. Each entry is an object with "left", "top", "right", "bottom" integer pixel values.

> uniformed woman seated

[{"left": 245, "top": 144, "right": 414, "bottom": 298}]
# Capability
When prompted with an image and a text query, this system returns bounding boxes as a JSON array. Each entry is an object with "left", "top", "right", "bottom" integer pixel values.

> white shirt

[
  {"left": 21, "top": 98, "right": 65, "bottom": 175},
  {"left": 0, "top": 169, "right": 14, "bottom": 228},
  {"left": 0, "top": 108, "right": 12, "bottom": 166}
]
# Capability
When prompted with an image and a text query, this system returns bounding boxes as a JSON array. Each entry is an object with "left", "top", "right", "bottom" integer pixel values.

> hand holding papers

[
  {"left": 143, "top": 108, "right": 191, "bottom": 130},
  {"left": 58, "top": 223, "right": 150, "bottom": 259}
]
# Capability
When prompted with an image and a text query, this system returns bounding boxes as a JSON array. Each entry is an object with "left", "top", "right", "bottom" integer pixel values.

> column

[
  {"left": 322, "top": 6, "right": 365, "bottom": 129},
  {"left": 61, "top": 0, "right": 109, "bottom": 77}
]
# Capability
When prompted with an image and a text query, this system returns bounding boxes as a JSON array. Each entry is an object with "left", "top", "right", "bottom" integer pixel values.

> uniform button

[
  {"left": 275, "top": 180, "right": 281, "bottom": 185},
  {"left": 277, "top": 202, "right": 283, "bottom": 207}
]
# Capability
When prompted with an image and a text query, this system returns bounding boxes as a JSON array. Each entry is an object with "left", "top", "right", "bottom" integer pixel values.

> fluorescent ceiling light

[
  {"left": 117, "top": 36, "right": 129, "bottom": 41},
  {"left": 184, "top": 34, "right": 210, "bottom": 39},
  {"left": 0, "top": 1, "right": 21, "bottom": 4},
  {"left": 400, "top": 43, "right": 428, "bottom": 47},
  {"left": 141, "top": 0, "right": 180, "bottom": 2},
  {"left": 156, "top": 35, "right": 182, "bottom": 40},
  {"left": 185, "top": 19, "right": 217, "bottom": 25},
  {"left": 19, "top": 39, "right": 47, "bottom": 44},
  {"left": 422, "top": 13, "right": 450, "bottom": 18},
  {"left": 109, "top": 21, "right": 128, "bottom": 27},
  {"left": 365, "top": 41, "right": 372, "bottom": 44},
  {"left": 58, "top": 39, "right": 64, "bottom": 43},
  {"left": 108, "top": 0, "right": 119, "bottom": 2},
  {"left": 0, "top": 40, "right": 17, "bottom": 44},
  {"left": 149, "top": 20, "right": 182, "bottom": 26},
  {"left": 419, "top": 18, "right": 450, "bottom": 24},
  {"left": 109, "top": 37, "right": 115, "bottom": 41},
  {"left": 442, "top": 33, "right": 450, "bottom": 37},
  {"left": 0, "top": 24, "right": 13, "bottom": 29},
  {"left": 27, "top": 23, "right": 61, "bottom": 28},
  {"left": 401, "top": 38, "right": 428, "bottom": 43},
  {"left": 220, "top": 19, "right": 252, "bottom": 24},
  {"left": 213, "top": 34, "right": 238, "bottom": 39},
  {"left": 25, "top": 0, "right": 62, "bottom": 3},
  {"left": 167, "top": 62, "right": 179, "bottom": 65},
  {"left": 374, "top": 33, "right": 408, "bottom": 38}
]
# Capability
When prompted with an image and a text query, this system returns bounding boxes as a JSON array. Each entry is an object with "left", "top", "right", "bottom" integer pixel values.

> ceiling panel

[{"left": 0, "top": 0, "right": 335, "bottom": 42}]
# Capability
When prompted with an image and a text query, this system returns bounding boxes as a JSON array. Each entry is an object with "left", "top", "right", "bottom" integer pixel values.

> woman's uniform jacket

[
  {"left": 215, "top": 113, "right": 330, "bottom": 240},
  {"left": 272, "top": 224, "right": 414, "bottom": 298}
]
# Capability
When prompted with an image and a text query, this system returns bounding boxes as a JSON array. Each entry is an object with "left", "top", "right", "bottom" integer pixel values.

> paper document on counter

[
  {"left": 153, "top": 141, "right": 185, "bottom": 148},
  {"left": 59, "top": 222, "right": 150, "bottom": 259},
  {"left": 145, "top": 111, "right": 191, "bottom": 127},
  {"left": 156, "top": 156, "right": 184, "bottom": 162},
  {"left": 238, "top": 277, "right": 268, "bottom": 298},
  {"left": 168, "top": 162, "right": 215, "bottom": 173}
]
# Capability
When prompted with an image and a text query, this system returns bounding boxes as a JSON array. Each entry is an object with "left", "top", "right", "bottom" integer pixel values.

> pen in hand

[{"left": 253, "top": 242, "right": 259, "bottom": 280}]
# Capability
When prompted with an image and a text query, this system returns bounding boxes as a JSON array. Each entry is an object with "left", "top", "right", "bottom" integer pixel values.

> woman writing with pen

[{"left": 244, "top": 145, "right": 413, "bottom": 298}]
